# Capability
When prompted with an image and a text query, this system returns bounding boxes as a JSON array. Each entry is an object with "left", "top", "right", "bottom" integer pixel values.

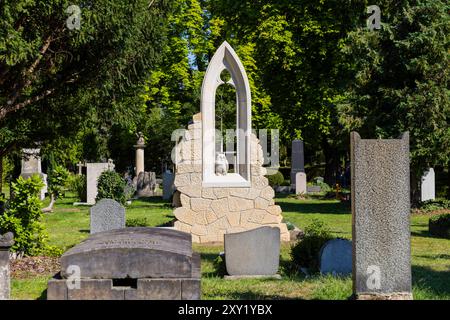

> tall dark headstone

[
  {"left": 351, "top": 132, "right": 412, "bottom": 300},
  {"left": 290, "top": 140, "right": 305, "bottom": 186}
]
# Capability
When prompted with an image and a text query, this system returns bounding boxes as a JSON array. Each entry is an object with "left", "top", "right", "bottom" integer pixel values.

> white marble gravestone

[
  {"left": 421, "top": 168, "right": 435, "bottom": 202},
  {"left": 295, "top": 172, "right": 307, "bottom": 195}
]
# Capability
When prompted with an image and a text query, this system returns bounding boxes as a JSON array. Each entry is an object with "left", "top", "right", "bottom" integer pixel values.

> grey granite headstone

[
  {"left": 0, "top": 233, "right": 14, "bottom": 300},
  {"left": 421, "top": 168, "right": 435, "bottom": 202},
  {"left": 90, "top": 199, "right": 125, "bottom": 234},
  {"left": 47, "top": 227, "right": 201, "bottom": 300},
  {"left": 351, "top": 132, "right": 412, "bottom": 300},
  {"left": 319, "top": 238, "right": 352, "bottom": 276},
  {"left": 20, "top": 148, "right": 47, "bottom": 200},
  {"left": 224, "top": 226, "right": 280, "bottom": 277},
  {"left": 290, "top": 140, "right": 305, "bottom": 185}
]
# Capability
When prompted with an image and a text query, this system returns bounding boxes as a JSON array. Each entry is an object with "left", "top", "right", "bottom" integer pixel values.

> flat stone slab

[
  {"left": 60, "top": 227, "right": 196, "bottom": 279},
  {"left": 224, "top": 226, "right": 280, "bottom": 276},
  {"left": 90, "top": 199, "right": 125, "bottom": 234},
  {"left": 319, "top": 238, "right": 352, "bottom": 276}
]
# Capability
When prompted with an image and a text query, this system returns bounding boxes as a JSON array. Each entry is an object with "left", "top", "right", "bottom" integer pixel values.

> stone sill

[{"left": 202, "top": 173, "right": 251, "bottom": 188}]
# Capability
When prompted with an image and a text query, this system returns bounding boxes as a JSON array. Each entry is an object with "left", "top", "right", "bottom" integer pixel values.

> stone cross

[
  {"left": 76, "top": 162, "right": 84, "bottom": 175},
  {"left": 0, "top": 233, "right": 14, "bottom": 300},
  {"left": 351, "top": 132, "right": 412, "bottom": 300}
]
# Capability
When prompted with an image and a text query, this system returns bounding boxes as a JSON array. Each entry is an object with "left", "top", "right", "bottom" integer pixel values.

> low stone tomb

[
  {"left": 307, "top": 185, "right": 321, "bottom": 193},
  {"left": 47, "top": 227, "right": 201, "bottom": 300},
  {"left": 224, "top": 226, "right": 280, "bottom": 279},
  {"left": 0, "top": 233, "right": 14, "bottom": 300},
  {"left": 319, "top": 238, "right": 352, "bottom": 276},
  {"left": 90, "top": 199, "right": 125, "bottom": 234}
]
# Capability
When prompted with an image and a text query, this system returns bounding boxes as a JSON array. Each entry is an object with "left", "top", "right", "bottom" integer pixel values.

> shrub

[
  {"left": 69, "top": 174, "right": 87, "bottom": 202},
  {"left": 47, "top": 165, "right": 69, "bottom": 199},
  {"left": 126, "top": 217, "right": 148, "bottom": 227},
  {"left": 266, "top": 171, "right": 284, "bottom": 187},
  {"left": 290, "top": 219, "right": 333, "bottom": 273},
  {"left": 420, "top": 199, "right": 450, "bottom": 212},
  {"left": 96, "top": 170, "right": 127, "bottom": 205},
  {"left": 124, "top": 182, "right": 136, "bottom": 201},
  {"left": 317, "top": 181, "right": 332, "bottom": 193},
  {"left": 429, "top": 213, "right": 450, "bottom": 239},
  {"left": 0, "top": 175, "right": 58, "bottom": 256}
]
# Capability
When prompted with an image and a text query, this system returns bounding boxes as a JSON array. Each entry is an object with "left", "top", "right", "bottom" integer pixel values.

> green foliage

[
  {"left": 0, "top": 0, "right": 172, "bottom": 166},
  {"left": 124, "top": 183, "right": 136, "bottom": 202},
  {"left": 68, "top": 174, "right": 86, "bottom": 202},
  {"left": 0, "top": 175, "right": 55, "bottom": 255},
  {"left": 429, "top": 213, "right": 450, "bottom": 239},
  {"left": 420, "top": 199, "right": 450, "bottom": 212},
  {"left": 430, "top": 213, "right": 450, "bottom": 224},
  {"left": 266, "top": 171, "right": 284, "bottom": 187},
  {"left": 290, "top": 219, "right": 333, "bottom": 273},
  {"left": 47, "top": 164, "right": 69, "bottom": 199},
  {"left": 126, "top": 217, "right": 148, "bottom": 227},
  {"left": 96, "top": 170, "right": 127, "bottom": 205},
  {"left": 309, "top": 181, "right": 332, "bottom": 193},
  {"left": 339, "top": 0, "right": 450, "bottom": 199}
]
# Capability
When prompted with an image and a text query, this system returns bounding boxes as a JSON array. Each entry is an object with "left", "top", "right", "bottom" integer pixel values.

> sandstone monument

[{"left": 172, "top": 41, "right": 289, "bottom": 243}]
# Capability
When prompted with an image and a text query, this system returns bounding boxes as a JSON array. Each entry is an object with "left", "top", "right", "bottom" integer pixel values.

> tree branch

[
  {"left": 0, "top": 88, "right": 56, "bottom": 121},
  {"left": 6, "top": 34, "right": 54, "bottom": 105}
]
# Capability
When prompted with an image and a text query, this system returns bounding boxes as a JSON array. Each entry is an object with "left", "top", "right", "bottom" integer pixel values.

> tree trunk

[
  {"left": 447, "top": 168, "right": 450, "bottom": 199},
  {"left": 42, "top": 193, "right": 55, "bottom": 213},
  {"left": 322, "top": 139, "right": 340, "bottom": 187},
  {"left": 410, "top": 171, "right": 421, "bottom": 208}
]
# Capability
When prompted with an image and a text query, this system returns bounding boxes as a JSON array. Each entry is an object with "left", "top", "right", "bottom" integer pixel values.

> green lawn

[{"left": 9, "top": 194, "right": 450, "bottom": 300}]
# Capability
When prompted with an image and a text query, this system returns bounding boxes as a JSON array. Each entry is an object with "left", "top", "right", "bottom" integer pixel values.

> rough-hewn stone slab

[
  {"left": 351, "top": 132, "right": 412, "bottom": 298},
  {"left": 224, "top": 226, "right": 280, "bottom": 276},
  {"left": 90, "top": 199, "right": 125, "bottom": 234}
]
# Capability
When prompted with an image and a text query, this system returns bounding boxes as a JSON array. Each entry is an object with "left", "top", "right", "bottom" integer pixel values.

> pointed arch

[{"left": 201, "top": 41, "right": 251, "bottom": 187}]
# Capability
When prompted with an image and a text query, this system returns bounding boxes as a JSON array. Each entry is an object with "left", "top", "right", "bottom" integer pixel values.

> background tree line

[{"left": 1, "top": 0, "right": 449, "bottom": 203}]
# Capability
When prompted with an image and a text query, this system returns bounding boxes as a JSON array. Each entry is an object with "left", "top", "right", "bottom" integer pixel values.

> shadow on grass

[
  {"left": 412, "top": 265, "right": 450, "bottom": 297},
  {"left": 278, "top": 201, "right": 350, "bottom": 215},
  {"left": 201, "top": 253, "right": 226, "bottom": 277},
  {"left": 211, "top": 290, "right": 306, "bottom": 300}
]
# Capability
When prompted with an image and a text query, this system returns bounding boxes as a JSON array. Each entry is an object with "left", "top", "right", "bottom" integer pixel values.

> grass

[{"left": 9, "top": 193, "right": 450, "bottom": 300}]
